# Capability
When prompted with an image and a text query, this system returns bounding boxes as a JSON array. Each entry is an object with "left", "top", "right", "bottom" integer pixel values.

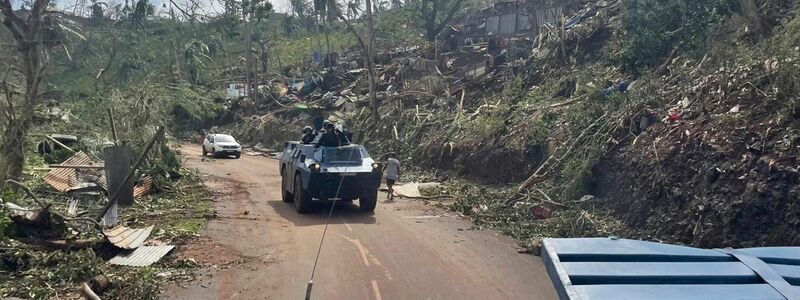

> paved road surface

[{"left": 166, "top": 144, "right": 557, "bottom": 300}]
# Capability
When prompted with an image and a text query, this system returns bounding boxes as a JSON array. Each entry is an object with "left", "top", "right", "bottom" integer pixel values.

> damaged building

[{"left": 439, "top": 0, "right": 569, "bottom": 82}]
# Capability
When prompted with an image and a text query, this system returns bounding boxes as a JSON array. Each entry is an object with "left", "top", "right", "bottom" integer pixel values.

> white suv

[{"left": 202, "top": 134, "right": 242, "bottom": 159}]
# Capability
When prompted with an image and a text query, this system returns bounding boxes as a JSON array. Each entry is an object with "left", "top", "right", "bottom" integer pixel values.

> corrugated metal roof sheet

[
  {"left": 108, "top": 245, "right": 174, "bottom": 267},
  {"left": 542, "top": 238, "right": 800, "bottom": 300},
  {"left": 103, "top": 225, "right": 154, "bottom": 250},
  {"left": 44, "top": 151, "right": 105, "bottom": 192},
  {"left": 133, "top": 177, "right": 154, "bottom": 199},
  {"left": 393, "top": 182, "right": 422, "bottom": 198}
]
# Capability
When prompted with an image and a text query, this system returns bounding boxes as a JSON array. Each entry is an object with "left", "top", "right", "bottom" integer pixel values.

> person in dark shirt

[
  {"left": 301, "top": 126, "right": 316, "bottom": 144},
  {"left": 315, "top": 123, "right": 341, "bottom": 147},
  {"left": 335, "top": 124, "right": 352, "bottom": 145},
  {"left": 311, "top": 120, "right": 331, "bottom": 144}
]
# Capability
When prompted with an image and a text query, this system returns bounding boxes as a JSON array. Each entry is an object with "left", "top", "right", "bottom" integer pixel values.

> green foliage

[
  {"left": 406, "top": 0, "right": 477, "bottom": 41},
  {"left": 445, "top": 180, "right": 629, "bottom": 241},
  {"left": 88, "top": 0, "right": 107, "bottom": 19},
  {"left": 183, "top": 39, "right": 213, "bottom": 84},
  {"left": 619, "top": 0, "right": 740, "bottom": 73},
  {"left": 272, "top": 31, "right": 355, "bottom": 68},
  {"left": 130, "top": 0, "right": 155, "bottom": 24},
  {"left": 282, "top": 15, "right": 299, "bottom": 36},
  {"left": 509, "top": 39, "right": 533, "bottom": 61},
  {"left": 0, "top": 211, "right": 12, "bottom": 240},
  {"left": 502, "top": 75, "right": 526, "bottom": 103},
  {"left": 559, "top": 150, "right": 597, "bottom": 200},
  {"left": 374, "top": 9, "right": 426, "bottom": 47},
  {"left": 769, "top": 7, "right": 800, "bottom": 118},
  {"left": 466, "top": 114, "right": 505, "bottom": 141},
  {"left": 1, "top": 248, "right": 103, "bottom": 299},
  {"left": 243, "top": 0, "right": 274, "bottom": 21},
  {"left": 103, "top": 267, "right": 162, "bottom": 300}
]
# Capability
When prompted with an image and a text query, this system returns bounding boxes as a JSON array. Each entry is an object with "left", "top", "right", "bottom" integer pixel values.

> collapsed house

[{"left": 443, "top": 0, "right": 565, "bottom": 49}]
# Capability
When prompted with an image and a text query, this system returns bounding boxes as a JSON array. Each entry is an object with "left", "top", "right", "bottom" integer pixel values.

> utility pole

[
  {"left": 245, "top": 12, "right": 257, "bottom": 103},
  {"left": 364, "top": 0, "right": 379, "bottom": 122}
]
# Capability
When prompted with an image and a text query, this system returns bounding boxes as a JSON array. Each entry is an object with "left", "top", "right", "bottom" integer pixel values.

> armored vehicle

[{"left": 279, "top": 142, "right": 382, "bottom": 213}]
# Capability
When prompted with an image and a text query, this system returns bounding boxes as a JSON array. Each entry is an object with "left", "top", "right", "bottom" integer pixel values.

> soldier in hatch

[
  {"left": 335, "top": 124, "right": 352, "bottom": 145},
  {"left": 301, "top": 126, "right": 316, "bottom": 144},
  {"left": 315, "top": 122, "right": 341, "bottom": 147}
]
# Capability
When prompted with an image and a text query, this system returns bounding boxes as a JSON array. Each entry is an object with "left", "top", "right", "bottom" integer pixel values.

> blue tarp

[{"left": 542, "top": 238, "right": 800, "bottom": 300}]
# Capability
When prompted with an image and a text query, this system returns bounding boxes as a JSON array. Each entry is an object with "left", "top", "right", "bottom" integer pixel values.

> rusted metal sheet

[
  {"left": 133, "top": 177, "right": 154, "bottom": 199},
  {"left": 103, "top": 225, "right": 154, "bottom": 250},
  {"left": 108, "top": 245, "right": 175, "bottom": 267},
  {"left": 44, "top": 151, "right": 105, "bottom": 192}
]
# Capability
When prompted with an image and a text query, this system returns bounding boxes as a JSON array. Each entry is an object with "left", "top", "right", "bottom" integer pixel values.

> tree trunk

[
  {"left": 170, "top": 40, "right": 181, "bottom": 81},
  {"left": 365, "top": 0, "right": 380, "bottom": 122},
  {"left": 245, "top": 18, "right": 257, "bottom": 102},
  {"left": 739, "top": 0, "right": 763, "bottom": 37},
  {"left": 558, "top": 12, "right": 567, "bottom": 64},
  {"left": 1, "top": 0, "right": 50, "bottom": 185},
  {"left": 1, "top": 118, "right": 27, "bottom": 185}
]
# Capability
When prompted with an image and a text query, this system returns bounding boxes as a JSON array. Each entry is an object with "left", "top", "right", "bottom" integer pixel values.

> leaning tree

[{"left": 0, "top": 0, "right": 52, "bottom": 186}]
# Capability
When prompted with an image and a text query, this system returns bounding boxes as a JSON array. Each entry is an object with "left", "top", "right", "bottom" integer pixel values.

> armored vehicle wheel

[
  {"left": 294, "top": 174, "right": 313, "bottom": 213},
  {"left": 202, "top": 146, "right": 207, "bottom": 156},
  {"left": 234, "top": 152, "right": 241, "bottom": 159},
  {"left": 211, "top": 148, "right": 217, "bottom": 158},
  {"left": 281, "top": 171, "right": 294, "bottom": 202},
  {"left": 359, "top": 191, "right": 378, "bottom": 213}
]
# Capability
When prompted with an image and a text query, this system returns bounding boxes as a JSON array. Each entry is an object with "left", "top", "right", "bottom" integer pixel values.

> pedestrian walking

[{"left": 385, "top": 155, "right": 400, "bottom": 201}]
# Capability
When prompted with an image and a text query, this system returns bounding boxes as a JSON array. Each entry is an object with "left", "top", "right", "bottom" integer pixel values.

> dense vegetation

[{"left": 1, "top": 0, "right": 799, "bottom": 297}]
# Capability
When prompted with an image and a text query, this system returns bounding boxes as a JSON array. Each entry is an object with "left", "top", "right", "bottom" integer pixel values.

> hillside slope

[{"left": 261, "top": 0, "right": 800, "bottom": 248}]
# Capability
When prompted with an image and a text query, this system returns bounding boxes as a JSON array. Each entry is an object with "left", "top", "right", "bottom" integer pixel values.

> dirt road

[{"left": 166, "top": 144, "right": 557, "bottom": 300}]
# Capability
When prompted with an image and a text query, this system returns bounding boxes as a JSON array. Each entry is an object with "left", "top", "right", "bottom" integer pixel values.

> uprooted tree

[{"left": 0, "top": 0, "right": 52, "bottom": 188}]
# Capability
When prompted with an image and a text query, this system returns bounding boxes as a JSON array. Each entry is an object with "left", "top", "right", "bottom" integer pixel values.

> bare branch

[
  {"left": 432, "top": 0, "right": 464, "bottom": 37},
  {"left": 0, "top": 0, "right": 26, "bottom": 41}
]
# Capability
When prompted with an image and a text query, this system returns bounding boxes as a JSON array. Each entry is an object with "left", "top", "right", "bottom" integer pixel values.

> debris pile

[{"left": 0, "top": 128, "right": 210, "bottom": 299}]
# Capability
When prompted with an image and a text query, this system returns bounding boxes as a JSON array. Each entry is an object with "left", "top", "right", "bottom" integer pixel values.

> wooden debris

[
  {"left": 47, "top": 164, "right": 105, "bottom": 169},
  {"left": 44, "top": 135, "right": 76, "bottom": 154},
  {"left": 81, "top": 275, "right": 109, "bottom": 300}
]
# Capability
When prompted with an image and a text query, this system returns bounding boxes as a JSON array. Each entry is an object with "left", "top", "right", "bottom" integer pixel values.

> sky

[{"left": 11, "top": 0, "right": 294, "bottom": 16}]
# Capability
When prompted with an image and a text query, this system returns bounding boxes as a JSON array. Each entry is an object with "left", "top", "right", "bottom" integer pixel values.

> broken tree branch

[
  {"left": 44, "top": 135, "right": 76, "bottom": 153},
  {"left": 108, "top": 107, "right": 118, "bottom": 144},
  {"left": 5, "top": 179, "right": 48, "bottom": 209},
  {"left": 517, "top": 112, "right": 609, "bottom": 193}
]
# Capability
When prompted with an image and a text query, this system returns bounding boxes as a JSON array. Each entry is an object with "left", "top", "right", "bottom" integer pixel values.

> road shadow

[{"left": 267, "top": 199, "right": 376, "bottom": 226}]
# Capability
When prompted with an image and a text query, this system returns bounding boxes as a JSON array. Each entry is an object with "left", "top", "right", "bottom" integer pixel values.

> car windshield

[
  {"left": 215, "top": 135, "right": 236, "bottom": 142},
  {"left": 323, "top": 148, "right": 362, "bottom": 163}
]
